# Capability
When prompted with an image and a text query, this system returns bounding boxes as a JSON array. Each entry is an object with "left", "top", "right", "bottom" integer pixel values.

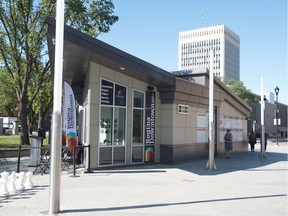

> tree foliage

[
  {"left": 0, "top": 0, "right": 118, "bottom": 144},
  {"left": 222, "top": 78, "right": 255, "bottom": 107},
  {"left": 0, "top": 71, "right": 18, "bottom": 116}
]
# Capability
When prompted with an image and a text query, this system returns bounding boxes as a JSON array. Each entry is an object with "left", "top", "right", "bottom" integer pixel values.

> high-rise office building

[{"left": 178, "top": 25, "right": 240, "bottom": 80}]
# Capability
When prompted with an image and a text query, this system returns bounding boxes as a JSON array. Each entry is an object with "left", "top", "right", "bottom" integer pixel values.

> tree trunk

[
  {"left": 37, "top": 98, "right": 43, "bottom": 129},
  {"left": 20, "top": 106, "right": 30, "bottom": 145}
]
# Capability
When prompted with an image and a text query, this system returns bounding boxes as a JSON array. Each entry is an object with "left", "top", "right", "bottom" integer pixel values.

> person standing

[
  {"left": 248, "top": 130, "right": 256, "bottom": 152},
  {"left": 224, "top": 129, "right": 233, "bottom": 158},
  {"left": 264, "top": 133, "right": 268, "bottom": 150}
]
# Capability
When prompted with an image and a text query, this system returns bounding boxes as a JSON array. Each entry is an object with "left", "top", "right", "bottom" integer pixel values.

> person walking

[
  {"left": 248, "top": 130, "right": 256, "bottom": 152},
  {"left": 224, "top": 129, "right": 233, "bottom": 159}
]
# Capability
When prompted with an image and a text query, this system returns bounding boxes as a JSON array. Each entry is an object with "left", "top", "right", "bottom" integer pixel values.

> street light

[{"left": 274, "top": 86, "right": 280, "bottom": 146}]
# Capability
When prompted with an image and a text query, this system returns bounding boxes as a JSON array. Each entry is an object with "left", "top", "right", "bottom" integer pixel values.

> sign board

[
  {"left": 274, "top": 119, "right": 281, "bottom": 125},
  {"left": 145, "top": 91, "right": 155, "bottom": 144},
  {"left": 101, "top": 79, "right": 114, "bottom": 105}
]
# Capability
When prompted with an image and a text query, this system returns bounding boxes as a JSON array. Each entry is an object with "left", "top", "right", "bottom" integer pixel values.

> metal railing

[{"left": 10, "top": 144, "right": 91, "bottom": 175}]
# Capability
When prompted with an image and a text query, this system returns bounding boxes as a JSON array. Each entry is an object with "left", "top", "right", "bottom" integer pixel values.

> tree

[
  {"left": 223, "top": 78, "right": 255, "bottom": 107},
  {"left": 0, "top": 71, "right": 18, "bottom": 116},
  {"left": 0, "top": 0, "right": 118, "bottom": 144}
]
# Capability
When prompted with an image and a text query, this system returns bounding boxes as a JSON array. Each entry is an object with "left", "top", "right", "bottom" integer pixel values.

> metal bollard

[
  {"left": 73, "top": 146, "right": 76, "bottom": 176},
  {"left": 69, "top": 146, "right": 79, "bottom": 178},
  {"left": 84, "top": 145, "right": 92, "bottom": 173},
  {"left": 17, "top": 145, "right": 22, "bottom": 173}
]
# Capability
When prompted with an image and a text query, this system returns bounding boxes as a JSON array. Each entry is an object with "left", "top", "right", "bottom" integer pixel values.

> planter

[{"left": 1, "top": 148, "right": 30, "bottom": 158}]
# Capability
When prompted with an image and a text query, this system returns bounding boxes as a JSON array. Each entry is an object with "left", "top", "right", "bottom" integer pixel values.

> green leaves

[
  {"left": 224, "top": 78, "right": 255, "bottom": 107},
  {"left": 0, "top": 0, "right": 118, "bottom": 144},
  {"left": 65, "top": 0, "right": 119, "bottom": 37}
]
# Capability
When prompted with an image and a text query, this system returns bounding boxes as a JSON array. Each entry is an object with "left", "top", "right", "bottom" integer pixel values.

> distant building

[
  {"left": 265, "top": 91, "right": 275, "bottom": 104},
  {"left": 249, "top": 94, "right": 287, "bottom": 138},
  {"left": 178, "top": 25, "right": 240, "bottom": 81}
]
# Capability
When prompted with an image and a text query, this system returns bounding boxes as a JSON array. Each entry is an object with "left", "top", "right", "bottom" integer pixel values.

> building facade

[
  {"left": 249, "top": 98, "right": 288, "bottom": 138},
  {"left": 46, "top": 18, "right": 251, "bottom": 169},
  {"left": 178, "top": 25, "right": 240, "bottom": 81}
]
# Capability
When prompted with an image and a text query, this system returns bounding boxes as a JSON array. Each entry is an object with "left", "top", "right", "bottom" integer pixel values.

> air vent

[{"left": 177, "top": 104, "right": 190, "bottom": 115}]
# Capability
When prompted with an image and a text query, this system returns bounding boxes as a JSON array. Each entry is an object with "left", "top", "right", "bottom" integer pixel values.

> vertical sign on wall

[
  {"left": 145, "top": 91, "right": 155, "bottom": 162},
  {"left": 115, "top": 84, "right": 126, "bottom": 106},
  {"left": 101, "top": 79, "right": 114, "bottom": 105}
]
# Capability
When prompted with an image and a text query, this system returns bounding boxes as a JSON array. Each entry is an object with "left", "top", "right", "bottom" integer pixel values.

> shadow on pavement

[
  {"left": 174, "top": 150, "right": 287, "bottom": 176},
  {"left": 84, "top": 146, "right": 287, "bottom": 176},
  {"left": 1, "top": 143, "right": 287, "bottom": 177},
  {"left": 59, "top": 193, "right": 287, "bottom": 214}
]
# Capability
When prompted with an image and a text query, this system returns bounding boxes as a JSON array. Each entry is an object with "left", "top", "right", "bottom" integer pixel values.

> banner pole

[
  {"left": 206, "top": 48, "right": 216, "bottom": 170},
  {"left": 49, "top": 0, "right": 65, "bottom": 214}
]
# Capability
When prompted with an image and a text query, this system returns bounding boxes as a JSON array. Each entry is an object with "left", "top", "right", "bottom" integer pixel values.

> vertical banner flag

[
  {"left": 145, "top": 91, "right": 155, "bottom": 162},
  {"left": 63, "top": 81, "right": 77, "bottom": 154}
]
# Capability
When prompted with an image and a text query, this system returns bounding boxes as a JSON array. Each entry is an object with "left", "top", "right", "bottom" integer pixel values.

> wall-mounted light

[
  {"left": 147, "top": 85, "right": 154, "bottom": 91},
  {"left": 120, "top": 67, "right": 125, "bottom": 71}
]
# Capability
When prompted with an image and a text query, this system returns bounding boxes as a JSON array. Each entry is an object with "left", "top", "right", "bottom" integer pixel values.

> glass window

[
  {"left": 134, "top": 90, "right": 144, "bottom": 108},
  {"left": 132, "top": 90, "right": 145, "bottom": 164},
  {"left": 113, "top": 147, "right": 125, "bottom": 164},
  {"left": 99, "top": 147, "right": 112, "bottom": 165},
  {"left": 114, "top": 108, "right": 126, "bottom": 145},
  {"left": 100, "top": 107, "right": 113, "bottom": 145},
  {"left": 132, "top": 146, "right": 143, "bottom": 163},
  {"left": 133, "top": 90, "right": 144, "bottom": 145},
  {"left": 133, "top": 109, "right": 143, "bottom": 144},
  {"left": 99, "top": 79, "right": 127, "bottom": 166}
]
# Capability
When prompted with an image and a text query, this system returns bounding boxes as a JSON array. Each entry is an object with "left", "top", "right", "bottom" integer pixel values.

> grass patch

[
  {"left": 0, "top": 134, "right": 22, "bottom": 146},
  {"left": 0, "top": 133, "right": 50, "bottom": 149}
]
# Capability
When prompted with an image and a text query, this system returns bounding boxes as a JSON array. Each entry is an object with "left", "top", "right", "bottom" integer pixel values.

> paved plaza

[{"left": 0, "top": 141, "right": 287, "bottom": 215}]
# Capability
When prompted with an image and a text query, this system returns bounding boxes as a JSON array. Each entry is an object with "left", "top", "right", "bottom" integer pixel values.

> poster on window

[
  {"left": 145, "top": 146, "right": 155, "bottom": 162},
  {"left": 145, "top": 91, "right": 155, "bottom": 144},
  {"left": 101, "top": 79, "right": 113, "bottom": 105},
  {"left": 115, "top": 84, "right": 126, "bottom": 106}
]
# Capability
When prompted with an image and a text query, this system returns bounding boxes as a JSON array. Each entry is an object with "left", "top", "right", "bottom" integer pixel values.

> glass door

[{"left": 132, "top": 90, "right": 144, "bottom": 163}]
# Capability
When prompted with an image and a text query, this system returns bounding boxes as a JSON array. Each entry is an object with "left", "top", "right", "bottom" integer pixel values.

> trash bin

[{"left": 29, "top": 136, "right": 42, "bottom": 166}]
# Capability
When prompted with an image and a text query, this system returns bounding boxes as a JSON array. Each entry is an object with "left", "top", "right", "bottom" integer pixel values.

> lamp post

[{"left": 274, "top": 86, "right": 279, "bottom": 146}]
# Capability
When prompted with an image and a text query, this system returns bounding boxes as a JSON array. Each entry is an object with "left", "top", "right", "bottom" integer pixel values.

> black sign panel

[
  {"left": 101, "top": 80, "right": 113, "bottom": 105},
  {"left": 145, "top": 91, "right": 155, "bottom": 108},
  {"left": 145, "top": 91, "right": 155, "bottom": 144},
  {"left": 115, "top": 84, "right": 126, "bottom": 106}
]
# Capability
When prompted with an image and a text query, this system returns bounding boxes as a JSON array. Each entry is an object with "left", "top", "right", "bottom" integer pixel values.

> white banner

[{"left": 63, "top": 81, "right": 77, "bottom": 153}]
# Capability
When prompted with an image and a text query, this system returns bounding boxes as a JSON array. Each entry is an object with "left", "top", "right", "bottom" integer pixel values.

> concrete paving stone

[{"left": 0, "top": 141, "right": 287, "bottom": 215}]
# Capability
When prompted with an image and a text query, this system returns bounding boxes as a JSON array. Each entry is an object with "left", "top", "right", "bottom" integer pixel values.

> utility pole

[
  {"left": 206, "top": 49, "right": 216, "bottom": 170},
  {"left": 274, "top": 86, "right": 280, "bottom": 146},
  {"left": 49, "top": 0, "right": 65, "bottom": 214}
]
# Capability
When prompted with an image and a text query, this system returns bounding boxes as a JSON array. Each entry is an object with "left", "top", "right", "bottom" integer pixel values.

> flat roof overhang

[{"left": 46, "top": 17, "right": 175, "bottom": 103}]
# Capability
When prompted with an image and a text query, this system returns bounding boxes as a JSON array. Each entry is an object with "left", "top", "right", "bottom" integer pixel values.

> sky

[{"left": 98, "top": 0, "right": 287, "bottom": 105}]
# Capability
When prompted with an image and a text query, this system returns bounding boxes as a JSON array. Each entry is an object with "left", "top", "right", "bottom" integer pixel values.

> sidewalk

[{"left": 0, "top": 142, "right": 287, "bottom": 216}]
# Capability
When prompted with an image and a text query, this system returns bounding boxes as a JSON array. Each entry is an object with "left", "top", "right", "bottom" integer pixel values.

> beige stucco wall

[
  {"left": 159, "top": 104, "right": 208, "bottom": 145},
  {"left": 159, "top": 97, "right": 248, "bottom": 161}
]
